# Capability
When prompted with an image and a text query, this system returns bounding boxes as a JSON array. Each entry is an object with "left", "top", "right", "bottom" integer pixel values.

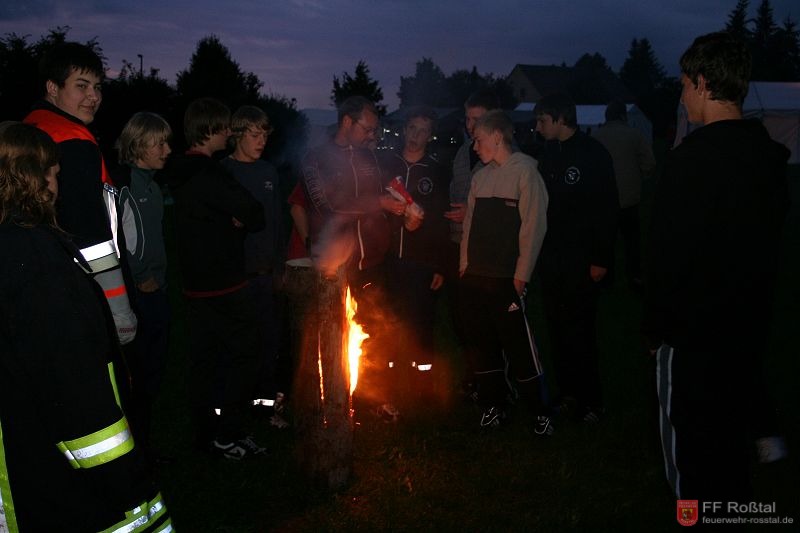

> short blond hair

[
  {"left": 475, "top": 110, "right": 514, "bottom": 147},
  {"left": 116, "top": 112, "right": 171, "bottom": 165}
]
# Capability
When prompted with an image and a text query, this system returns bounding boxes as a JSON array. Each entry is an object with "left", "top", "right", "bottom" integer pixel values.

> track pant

[
  {"left": 541, "top": 265, "right": 602, "bottom": 411},
  {"left": 459, "top": 274, "right": 544, "bottom": 413},
  {"left": 656, "top": 344, "right": 752, "bottom": 502}
]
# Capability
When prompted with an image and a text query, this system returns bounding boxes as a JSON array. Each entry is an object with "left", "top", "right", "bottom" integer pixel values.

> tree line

[{"left": 1, "top": 0, "right": 797, "bottom": 160}]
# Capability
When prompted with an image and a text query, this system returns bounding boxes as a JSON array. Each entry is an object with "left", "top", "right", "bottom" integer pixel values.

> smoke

[{"left": 311, "top": 215, "right": 355, "bottom": 279}]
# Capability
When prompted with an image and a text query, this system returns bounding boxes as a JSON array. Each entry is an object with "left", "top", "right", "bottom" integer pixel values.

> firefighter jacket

[
  {"left": 0, "top": 220, "right": 170, "bottom": 533},
  {"left": 24, "top": 102, "right": 138, "bottom": 345}
]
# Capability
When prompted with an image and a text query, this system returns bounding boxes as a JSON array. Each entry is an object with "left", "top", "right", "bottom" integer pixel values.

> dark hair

[
  {"left": 337, "top": 96, "right": 378, "bottom": 126},
  {"left": 0, "top": 122, "right": 59, "bottom": 226},
  {"left": 465, "top": 88, "right": 499, "bottom": 111},
  {"left": 116, "top": 112, "right": 172, "bottom": 165},
  {"left": 404, "top": 106, "right": 437, "bottom": 126},
  {"left": 534, "top": 93, "right": 577, "bottom": 129},
  {"left": 39, "top": 42, "right": 104, "bottom": 90},
  {"left": 184, "top": 97, "right": 231, "bottom": 147},
  {"left": 680, "top": 32, "right": 751, "bottom": 106},
  {"left": 605, "top": 100, "right": 627, "bottom": 122},
  {"left": 230, "top": 105, "right": 273, "bottom": 141},
  {"left": 475, "top": 110, "right": 514, "bottom": 147}
]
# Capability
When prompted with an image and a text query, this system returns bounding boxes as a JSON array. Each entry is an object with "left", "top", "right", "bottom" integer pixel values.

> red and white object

[{"left": 386, "top": 176, "right": 424, "bottom": 219}]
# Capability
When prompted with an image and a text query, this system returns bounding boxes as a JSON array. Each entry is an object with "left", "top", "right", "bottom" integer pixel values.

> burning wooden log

[{"left": 289, "top": 263, "right": 354, "bottom": 491}]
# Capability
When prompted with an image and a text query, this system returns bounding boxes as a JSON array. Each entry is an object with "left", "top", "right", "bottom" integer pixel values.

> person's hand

[
  {"left": 430, "top": 273, "right": 444, "bottom": 291},
  {"left": 137, "top": 277, "right": 159, "bottom": 293},
  {"left": 590, "top": 265, "right": 607, "bottom": 282},
  {"left": 404, "top": 212, "right": 423, "bottom": 231},
  {"left": 444, "top": 202, "right": 466, "bottom": 223},
  {"left": 232, "top": 217, "right": 244, "bottom": 228},
  {"left": 513, "top": 278, "right": 526, "bottom": 297},
  {"left": 380, "top": 194, "right": 407, "bottom": 216}
]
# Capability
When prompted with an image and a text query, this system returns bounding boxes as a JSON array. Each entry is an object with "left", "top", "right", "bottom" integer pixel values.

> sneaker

[
  {"left": 269, "top": 412, "right": 290, "bottom": 429},
  {"left": 375, "top": 403, "right": 400, "bottom": 423},
  {"left": 210, "top": 436, "right": 267, "bottom": 460},
  {"left": 238, "top": 435, "right": 268, "bottom": 456},
  {"left": 581, "top": 407, "right": 605, "bottom": 425},
  {"left": 480, "top": 407, "right": 506, "bottom": 428},
  {"left": 534, "top": 415, "right": 554, "bottom": 436}
]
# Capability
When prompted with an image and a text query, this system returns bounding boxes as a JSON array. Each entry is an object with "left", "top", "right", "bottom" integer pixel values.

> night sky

[{"left": 1, "top": 1, "right": 796, "bottom": 109}]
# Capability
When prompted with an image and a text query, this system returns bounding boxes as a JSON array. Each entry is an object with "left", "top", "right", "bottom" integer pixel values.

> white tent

[
  {"left": 743, "top": 82, "right": 800, "bottom": 164},
  {"left": 674, "top": 81, "right": 800, "bottom": 164},
  {"left": 512, "top": 103, "right": 653, "bottom": 141}
]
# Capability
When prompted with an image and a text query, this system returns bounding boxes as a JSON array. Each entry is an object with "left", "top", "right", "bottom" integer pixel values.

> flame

[{"left": 345, "top": 286, "right": 368, "bottom": 396}]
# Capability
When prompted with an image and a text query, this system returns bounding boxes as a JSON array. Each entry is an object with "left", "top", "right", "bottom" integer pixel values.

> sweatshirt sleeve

[{"left": 514, "top": 163, "right": 549, "bottom": 282}]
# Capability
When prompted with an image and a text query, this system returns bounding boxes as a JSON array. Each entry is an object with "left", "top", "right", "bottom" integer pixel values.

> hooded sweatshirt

[{"left": 644, "top": 119, "right": 790, "bottom": 351}]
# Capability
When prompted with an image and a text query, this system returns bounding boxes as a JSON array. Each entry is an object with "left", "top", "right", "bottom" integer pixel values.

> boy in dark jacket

[
  {"left": 645, "top": 32, "right": 790, "bottom": 504},
  {"left": 163, "top": 97, "right": 266, "bottom": 459},
  {"left": 534, "top": 93, "right": 619, "bottom": 424},
  {"left": 380, "top": 107, "right": 450, "bottom": 403}
]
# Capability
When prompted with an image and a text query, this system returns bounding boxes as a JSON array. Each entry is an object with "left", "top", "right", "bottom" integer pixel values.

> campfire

[
  {"left": 345, "top": 286, "right": 368, "bottom": 397},
  {"left": 291, "top": 264, "right": 369, "bottom": 490},
  {"left": 316, "top": 285, "right": 368, "bottom": 421}
]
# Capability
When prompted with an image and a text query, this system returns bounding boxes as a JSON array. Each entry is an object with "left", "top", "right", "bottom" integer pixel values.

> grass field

[{"left": 150, "top": 167, "right": 800, "bottom": 532}]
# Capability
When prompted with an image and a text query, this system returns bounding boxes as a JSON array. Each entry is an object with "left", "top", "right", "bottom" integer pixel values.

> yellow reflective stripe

[
  {"left": 0, "top": 420, "right": 20, "bottom": 532},
  {"left": 102, "top": 493, "right": 168, "bottom": 533},
  {"left": 153, "top": 517, "right": 173, "bottom": 533},
  {"left": 56, "top": 416, "right": 134, "bottom": 469},
  {"left": 108, "top": 362, "right": 121, "bottom": 407}
]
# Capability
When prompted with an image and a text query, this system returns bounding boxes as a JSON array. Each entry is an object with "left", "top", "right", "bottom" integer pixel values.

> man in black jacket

[
  {"left": 301, "top": 96, "right": 406, "bottom": 419},
  {"left": 163, "top": 97, "right": 267, "bottom": 459},
  {"left": 534, "top": 93, "right": 618, "bottom": 424},
  {"left": 645, "top": 32, "right": 790, "bottom": 504}
]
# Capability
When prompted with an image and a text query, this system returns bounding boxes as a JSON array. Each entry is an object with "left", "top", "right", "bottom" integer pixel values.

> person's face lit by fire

[
  {"left": 403, "top": 116, "right": 433, "bottom": 155},
  {"left": 136, "top": 138, "right": 172, "bottom": 170},
  {"left": 345, "top": 110, "right": 379, "bottom": 148},
  {"left": 46, "top": 68, "right": 102, "bottom": 125},
  {"left": 234, "top": 126, "right": 269, "bottom": 163},
  {"left": 472, "top": 126, "right": 502, "bottom": 165}
]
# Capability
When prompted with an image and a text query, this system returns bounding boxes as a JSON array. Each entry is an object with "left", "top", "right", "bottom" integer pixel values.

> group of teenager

[{"left": 0, "top": 29, "right": 791, "bottom": 531}]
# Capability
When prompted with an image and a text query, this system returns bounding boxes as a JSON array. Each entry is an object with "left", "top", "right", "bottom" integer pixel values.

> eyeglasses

[{"left": 353, "top": 120, "right": 378, "bottom": 137}]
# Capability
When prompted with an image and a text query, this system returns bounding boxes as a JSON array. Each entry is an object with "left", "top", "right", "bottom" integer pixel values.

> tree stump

[{"left": 288, "top": 262, "right": 353, "bottom": 491}]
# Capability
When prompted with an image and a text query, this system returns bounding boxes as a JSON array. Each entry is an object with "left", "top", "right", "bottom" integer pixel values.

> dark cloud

[
  {"left": 1, "top": 0, "right": 797, "bottom": 108},
  {"left": 0, "top": 1, "right": 57, "bottom": 21}
]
